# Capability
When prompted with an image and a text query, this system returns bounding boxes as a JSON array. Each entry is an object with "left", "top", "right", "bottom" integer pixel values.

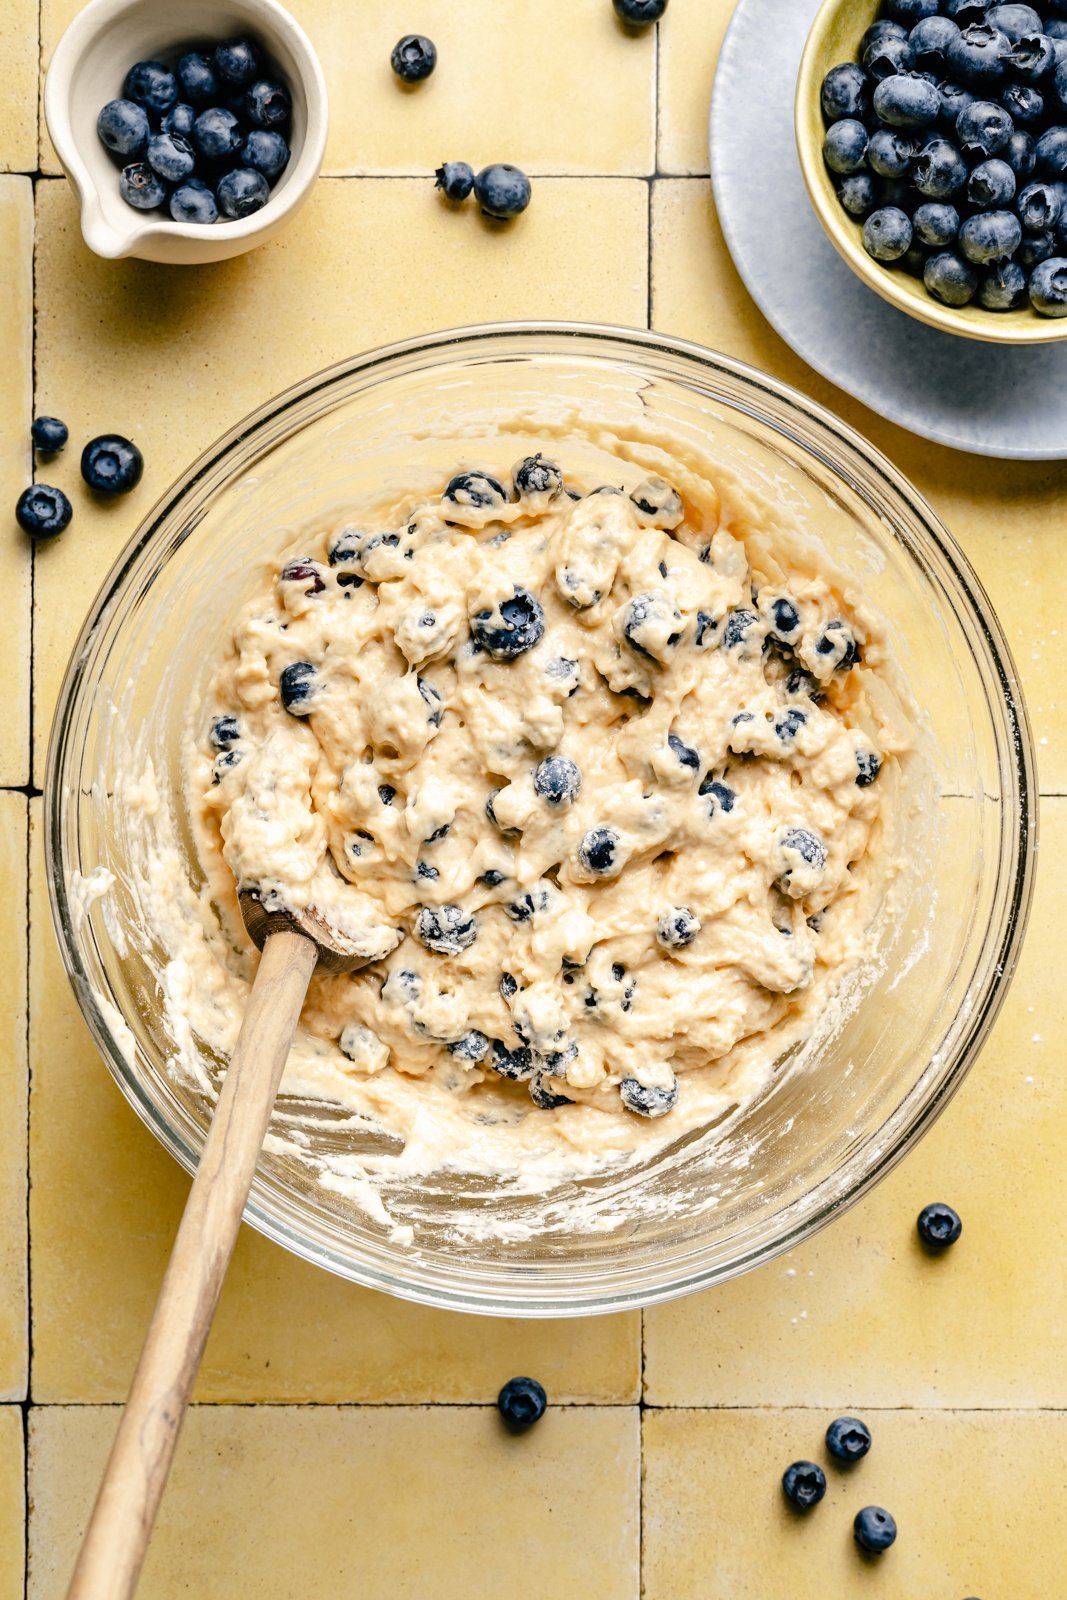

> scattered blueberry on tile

[
  {"left": 781, "top": 1461, "right": 827, "bottom": 1511},
  {"left": 391, "top": 34, "right": 437, "bottom": 83},
  {"left": 15, "top": 485, "right": 72, "bottom": 538},
  {"left": 917, "top": 1200, "right": 963, "bottom": 1246},
  {"left": 81, "top": 434, "right": 144, "bottom": 495},
  {"left": 31, "top": 416, "right": 68, "bottom": 453},
  {"left": 497, "top": 1376, "right": 547, "bottom": 1429},
  {"left": 826, "top": 1415, "right": 873, "bottom": 1463},
  {"left": 474, "top": 163, "right": 533, "bottom": 218},
  {"left": 435, "top": 161, "right": 475, "bottom": 202},
  {"left": 613, "top": 0, "right": 669, "bottom": 23},
  {"left": 854, "top": 1506, "right": 898, "bottom": 1554}
]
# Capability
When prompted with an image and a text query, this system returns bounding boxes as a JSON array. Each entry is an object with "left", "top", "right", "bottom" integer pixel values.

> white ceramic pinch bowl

[{"left": 45, "top": 0, "right": 328, "bottom": 265}]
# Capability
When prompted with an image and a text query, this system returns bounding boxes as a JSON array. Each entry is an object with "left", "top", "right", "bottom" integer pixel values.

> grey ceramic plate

[{"left": 710, "top": 0, "right": 1067, "bottom": 460}]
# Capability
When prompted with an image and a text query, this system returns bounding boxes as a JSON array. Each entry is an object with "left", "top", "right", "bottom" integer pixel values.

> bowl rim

[
  {"left": 795, "top": 0, "right": 1067, "bottom": 346},
  {"left": 43, "top": 320, "right": 1039, "bottom": 1316},
  {"left": 43, "top": 0, "right": 329, "bottom": 259}
]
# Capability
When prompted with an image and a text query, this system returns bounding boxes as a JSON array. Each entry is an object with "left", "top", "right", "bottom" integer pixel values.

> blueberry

[
  {"left": 31, "top": 416, "right": 68, "bottom": 453},
  {"left": 656, "top": 907, "right": 701, "bottom": 949},
  {"left": 781, "top": 1461, "right": 827, "bottom": 1511},
  {"left": 613, "top": 0, "right": 669, "bottom": 22},
  {"left": 81, "top": 434, "right": 143, "bottom": 494},
  {"left": 909, "top": 15, "right": 962, "bottom": 71},
  {"left": 987, "top": 3, "right": 1041, "bottom": 41},
  {"left": 478, "top": 869, "right": 505, "bottom": 887},
  {"left": 630, "top": 476, "right": 684, "bottom": 526},
  {"left": 391, "top": 34, "right": 437, "bottom": 82},
  {"left": 937, "top": 78, "right": 976, "bottom": 126},
  {"left": 214, "top": 38, "right": 261, "bottom": 87},
  {"left": 823, "top": 119, "right": 869, "bottom": 174},
  {"left": 378, "top": 784, "right": 397, "bottom": 806},
  {"left": 435, "top": 161, "right": 475, "bottom": 202},
  {"left": 118, "top": 161, "right": 166, "bottom": 210},
  {"left": 497, "top": 1376, "right": 547, "bottom": 1429},
  {"left": 947, "top": 22, "right": 1010, "bottom": 85},
  {"left": 777, "top": 828, "right": 827, "bottom": 895},
  {"left": 473, "top": 164, "right": 532, "bottom": 220},
  {"left": 873, "top": 73, "right": 941, "bottom": 127},
  {"left": 768, "top": 597, "right": 801, "bottom": 640},
  {"left": 192, "top": 107, "right": 242, "bottom": 162},
  {"left": 862, "top": 206, "right": 914, "bottom": 260},
  {"left": 694, "top": 610, "right": 720, "bottom": 647},
  {"left": 663, "top": 732, "right": 698, "bottom": 773},
  {"left": 122, "top": 60, "right": 177, "bottom": 118},
  {"left": 815, "top": 618, "right": 858, "bottom": 668},
  {"left": 960, "top": 208, "right": 1023, "bottom": 260},
  {"left": 488, "top": 1039, "right": 535, "bottom": 1080},
  {"left": 978, "top": 257, "right": 1026, "bottom": 306},
  {"left": 513, "top": 453, "right": 564, "bottom": 498},
  {"left": 855, "top": 749, "right": 883, "bottom": 786},
  {"left": 245, "top": 78, "right": 290, "bottom": 128},
  {"left": 210, "top": 714, "right": 240, "bottom": 750},
  {"left": 177, "top": 51, "right": 219, "bottom": 106},
  {"left": 1035, "top": 125, "right": 1067, "bottom": 175},
  {"left": 471, "top": 589, "right": 545, "bottom": 659},
  {"left": 700, "top": 777, "right": 735, "bottom": 815},
  {"left": 529, "top": 1071, "right": 573, "bottom": 1109},
  {"left": 280, "top": 559, "right": 327, "bottom": 595},
  {"left": 279, "top": 660, "right": 316, "bottom": 714},
  {"left": 821, "top": 62, "right": 870, "bottom": 121},
  {"left": 968, "top": 156, "right": 1016, "bottom": 205},
  {"left": 1019, "top": 228, "right": 1057, "bottom": 266},
  {"left": 623, "top": 593, "right": 684, "bottom": 658},
  {"left": 854, "top": 1507, "right": 897, "bottom": 1555},
  {"left": 826, "top": 1415, "right": 873, "bottom": 1463},
  {"left": 578, "top": 826, "right": 621, "bottom": 876},
  {"left": 917, "top": 1200, "right": 963, "bottom": 1246},
  {"left": 217, "top": 167, "right": 270, "bottom": 219},
  {"left": 1005, "top": 128, "right": 1037, "bottom": 176},
  {"left": 912, "top": 135, "right": 966, "bottom": 199},
  {"left": 15, "top": 484, "right": 72, "bottom": 538},
  {"left": 619, "top": 1074, "right": 679, "bottom": 1118},
  {"left": 146, "top": 130, "right": 195, "bottom": 183},
  {"left": 414, "top": 904, "right": 477, "bottom": 956},
  {"left": 533, "top": 755, "right": 582, "bottom": 807},
  {"left": 1030, "top": 253, "right": 1067, "bottom": 310},
  {"left": 1018, "top": 180, "right": 1061, "bottom": 230},
  {"left": 861, "top": 21, "right": 908, "bottom": 57},
  {"left": 922, "top": 247, "right": 977, "bottom": 303},
  {"left": 886, "top": 0, "right": 938, "bottom": 19},
  {"left": 243, "top": 129, "right": 290, "bottom": 181},
  {"left": 913, "top": 200, "right": 960, "bottom": 244},
  {"left": 721, "top": 607, "right": 761, "bottom": 648},
  {"left": 97, "top": 98, "right": 149, "bottom": 157},
  {"left": 417, "top": 676, "right": 444, "bottom": 726},
  {"left": 838, "top": 172, "right": 879, "bottom": 215},
  {"left": 775, "top": 707, "right": 808, "bottom": 742},
  {"left": 485, "top": 790, "right": 516, "bottom": 834},
  {"left": 945, "top": 0, "right": 991, "bottom": 19},
  {"left": 864, "top": 33, "right": 915, "bottom": 79},
  {"left": 449, "top": 1030, "right": 489, "bottom": 1064},
  {"left": 867, "top": 127, "right": 918, "bottom": 177},
  {"left": 444, "top": 470, "right": 509, "bottom": 510},
  {"left": 1002, "top": 68, "right": 1049, "bottom": 115}
]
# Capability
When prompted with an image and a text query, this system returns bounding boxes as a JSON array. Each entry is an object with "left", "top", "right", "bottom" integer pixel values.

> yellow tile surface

[
  {"left": 40, "top": 0, "right": 656, "bottom": 177},
  {"left": 28, "top": 807, "right": 639, "bottom": 1403},
  {"left": 651, "top": 177, "right": 1067, "bottom": 790},
  {"left": 0, "top": 796, "right": 28, "bottom": 1402},
  {"left": 644, "top": 795, "right": 1066, "bottom": 1408},
  {"left": 0, "top": 1409, "right": 23, "bottom": 1600},
  {"left": 644, "top": 1408, "right": 1067, "bottom": 1599},
  {"left": 0, "top": 179, "right": 33, "bottom": 787},
  {"left": 657, "top": 0, "right": 728, "bottom": 174},
  {"left": 29, "top": 1404, "right": 639, "bottom": 1599},
  {"left": 0, "top": 1, "right": 37, "bottom": 172},
  {"left": 31, "top": 174, "right": 648, "bottom": 781}
]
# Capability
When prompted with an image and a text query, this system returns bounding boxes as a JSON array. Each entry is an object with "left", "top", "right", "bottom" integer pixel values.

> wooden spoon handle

[{"left": 66, "top": 929, "right": 318, "bottom": 1600}]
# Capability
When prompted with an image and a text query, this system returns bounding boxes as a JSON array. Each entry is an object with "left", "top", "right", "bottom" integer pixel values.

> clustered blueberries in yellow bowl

[{"left": 797, "top": 0, "right": 1067, "bottom": 342}]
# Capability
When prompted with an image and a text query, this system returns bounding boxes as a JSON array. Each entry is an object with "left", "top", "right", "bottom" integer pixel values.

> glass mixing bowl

[{"left": 45, "top": 323, "right": 1035, "bottom": 1317}]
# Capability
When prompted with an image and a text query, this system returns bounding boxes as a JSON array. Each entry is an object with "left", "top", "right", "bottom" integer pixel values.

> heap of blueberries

[
  {"left": 820, "top": 0, "right": 1067, "bottom": 315},
  {"left": 96, "top": 37, "right": 291, "bottom": 225}
]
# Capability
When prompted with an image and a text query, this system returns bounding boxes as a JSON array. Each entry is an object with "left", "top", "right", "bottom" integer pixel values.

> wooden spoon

[{"left": 66, "top": 889, "right": 371, "bottom": 1600}]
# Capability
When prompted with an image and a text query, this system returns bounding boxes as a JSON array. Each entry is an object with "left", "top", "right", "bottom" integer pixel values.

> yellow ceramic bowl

[{"left": 795, "top": 0, "right": 1067, "bottom": 345}]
